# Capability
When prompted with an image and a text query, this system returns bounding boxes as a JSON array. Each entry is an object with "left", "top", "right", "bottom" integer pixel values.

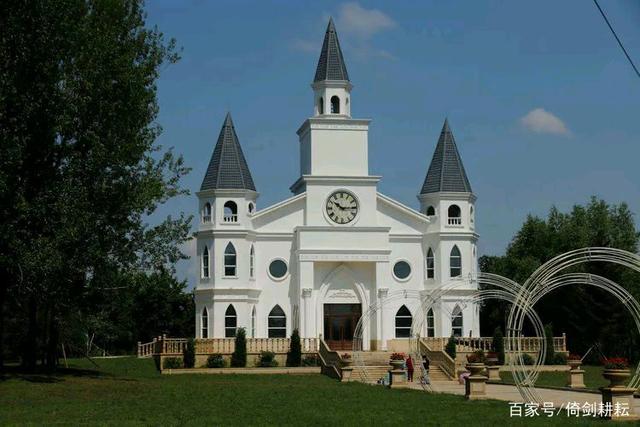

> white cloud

[
  {"left": 337, "top": 2, "right": 396, "bottom": 40},
  {"left": 520, "top": 108, "right": 571, "bottom": 136}
]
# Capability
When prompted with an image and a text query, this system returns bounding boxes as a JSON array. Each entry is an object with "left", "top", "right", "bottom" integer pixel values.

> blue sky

[{"left": 145, "top": 1, "right": 640, "bottom": 287}]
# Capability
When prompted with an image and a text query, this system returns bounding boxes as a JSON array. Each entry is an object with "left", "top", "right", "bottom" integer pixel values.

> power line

[{"left": 593, "top": 0, "right": 640, "bottom": 79}]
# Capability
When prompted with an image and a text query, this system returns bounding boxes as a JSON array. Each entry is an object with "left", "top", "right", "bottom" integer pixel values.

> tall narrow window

[
  {"left": 426, "top": 205, "right": 436, "bottom": 216},
  {"left": 268, "top": 305, "right": 286, "bottom": 338},
  {"left": 251, "top": 306, "right": 256, "bottom": 338},
  {"left": 330, "top": 96, "right": 340, "bottom": 114},
  {"left": 201, "top": 307, "right": 209, "bottom": 338},
  {"left": 224, "top": 243, "right": 236, "bottom": 277},
  {"left": 426, "top": 248, "right": 435, "bottom": 279},
  {"left": 319, "top": 97, "right": 324, "bottom": 115},
  {"left": 203, "top": 202, "right": 212, "bottom": 223},
  {"left": 202, "top": 246, "right": 210, "bottom": 278},
  {"left": 451, "top": 305, "right": 463, "bottom": 337},
  {"left": 223, "top": 201, "right": 238, "bottom": 223},
  {"left": 395, "top": 305, "right": 412, "bottom": 338},
  {"left": 427, "top": 308, "right": 435, "bottom": 337},
  {"left": 450, "top": 245, "right": 462, "bottom": 278},
  {"left": 225, "top": 305, "right": 237, "bottom": 338},
  {"left": 249, "top": 245, "right": 255, "bottom": 279}
]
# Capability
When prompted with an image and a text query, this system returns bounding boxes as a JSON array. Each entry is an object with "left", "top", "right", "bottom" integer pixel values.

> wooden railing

[
  {"left": 421, "top": 335, "right": 567, "bottom": 354},
  {"left": 419, "top": 338, "right": 456, "bottom": 379},
  {"left": 137, "top": 336, "right": 318, "bottom": 357}
]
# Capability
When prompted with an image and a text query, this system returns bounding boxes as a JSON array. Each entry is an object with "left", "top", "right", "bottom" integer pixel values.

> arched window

[
  {"left": 248, "top": 202, "right": 255, "bottom": 214},
  {"left": 427, "top": 308, "right": 435, "bottom": 337},
  {"left": 426, "top": 248, "right": 435, "bottom": 279},
  {"left": 225, "top": 305, "right": 237, "bottom": 337},
  {"left": 224, "top": 243, "right": 236, "bottom": 277},
  {"left": 330, "top": 96, "right": 340, "bottom": 114},
  {"left": 395, "top": 305, "right": 412, "bottom": 338},
  {"left": 451, "top": 305, "right": 463, "bottom": 337},
  {"left": 251, "top": 306, "right": 256, "bottom": 338},
  {"left": 450, "top": 245, "right": 462, "bottom": 277},
  {"left": 201, "top": 307, "right": 209, "bottom": 338},
  {"left": 426, "top": 206, "right": 435, "bottom": 216},
  {"left": 249, "top": 245, "right": 255, "bottom": 279},
  {"left": 319, "top": 97, "right": 324, "bottom": 115},
  {"left": 223, "top": 201, "right": 238, "bottom": 223},
  {"left": 202, "top": 246, "right": 210, "bottom": 278},
  {"left": 268, "top": 305, "right": 286, "bottom": 338},
  {"left": 203, "top": 202, "right": 212, "bottom": 223},
  {"left": 447, "top": 204, "right": 461, "bottom": 225},
  {"left": 470, "top": 206, "right": 474, "bottom": 223}
]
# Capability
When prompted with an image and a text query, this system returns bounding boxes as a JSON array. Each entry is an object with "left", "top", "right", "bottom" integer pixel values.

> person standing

[{"left": 406, "top": 355, "right": 414, "bottom": 382}]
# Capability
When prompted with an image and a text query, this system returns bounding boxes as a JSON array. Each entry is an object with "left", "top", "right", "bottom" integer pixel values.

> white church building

[{"left": 194, "top": 19, "right": 479, "bottom": 351}]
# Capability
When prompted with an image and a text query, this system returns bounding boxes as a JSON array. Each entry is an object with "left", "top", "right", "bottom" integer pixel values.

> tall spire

[
  {"left": 314, "top": 17, "right": 350, "bottom": 82},
  {"left": 200, "top": 113, "right": 256, "bottom": 191},
  {"left": 420, "top": 119, "right": 472, "bottom": 194}
]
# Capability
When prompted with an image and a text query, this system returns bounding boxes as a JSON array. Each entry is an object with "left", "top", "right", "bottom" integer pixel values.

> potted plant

[
  {"left": 466, "top": 350, "right": 486, "bottom": 376},
  {"left": 567, "top": 354, "right": 582, "bottom": 370},
  {"left": 602, "top": 357, "right": 630, "bottom": 388},
  {"left": 389, "top": 352, "right": 405, "bottom": 370},
  {"left": 341, "top": 353, "right": 352, "bottom": 367}
]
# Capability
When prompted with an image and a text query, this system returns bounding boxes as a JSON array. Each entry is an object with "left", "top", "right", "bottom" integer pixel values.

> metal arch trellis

[{"left": 507, "top": 247, "right": 640, "bottom": 403}]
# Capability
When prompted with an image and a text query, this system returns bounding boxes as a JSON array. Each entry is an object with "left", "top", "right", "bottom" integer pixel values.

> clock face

[{"left": 326, "top": 190, "right": 358, "bottom": 224}]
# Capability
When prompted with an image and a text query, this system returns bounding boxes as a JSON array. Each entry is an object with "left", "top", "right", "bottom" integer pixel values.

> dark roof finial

[
  {"left": 200, "top": 113, "right": 256, "bottom": 191},
  {"left": 420, "top": 119, "right": 472, "bottom": 194},
  {"left": 314, "top": 18, "right": 349, "bottom": 82}
]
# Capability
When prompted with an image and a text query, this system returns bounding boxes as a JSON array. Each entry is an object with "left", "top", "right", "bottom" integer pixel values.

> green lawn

[
  {"left": 0, "top": 358, "right": 605, "bottom": 426},
  {"left": 499, "top": 365, "right": 608, "bottom": 390}
]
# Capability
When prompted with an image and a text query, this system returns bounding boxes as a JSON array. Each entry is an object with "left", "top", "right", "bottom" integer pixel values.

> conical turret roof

[
  {"left": 420, "top": 119, "right": 472, "bottom": 194},
  {"left": 200, "top": 113, "right": 256, "bottom": 191},
  {"left": 314, "top": 18, "right": 350, "bottom": 82}
]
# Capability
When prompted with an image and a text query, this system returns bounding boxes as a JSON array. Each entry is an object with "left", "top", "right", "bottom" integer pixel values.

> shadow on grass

[{"left": 0, "top": 365, "right": 125, "bottom": 383}]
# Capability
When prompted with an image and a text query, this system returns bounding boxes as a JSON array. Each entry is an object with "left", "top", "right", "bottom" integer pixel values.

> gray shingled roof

[
  {"left": 420, "top": 119, "right": 472, "bottom": 194},
  {"left": 314, "top": 18, "right": 350, "bottom": 82},
  {"left": 200, "top": 113, "right": 256, "bottom": 191}
]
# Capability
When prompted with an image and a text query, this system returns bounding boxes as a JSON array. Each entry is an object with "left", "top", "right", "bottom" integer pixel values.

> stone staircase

[{"left": 347, "top": 351, "right": 455, "bottom": 384}]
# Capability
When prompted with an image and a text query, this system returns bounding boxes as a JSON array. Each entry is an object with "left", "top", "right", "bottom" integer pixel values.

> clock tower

[{"left": 291, "top": 18, "right": 378, "bottom": 228}]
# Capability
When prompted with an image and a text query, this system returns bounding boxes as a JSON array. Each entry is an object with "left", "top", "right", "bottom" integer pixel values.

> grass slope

[
  {"left": 0, "top": 358, "right": 604, "bottom": 426},
  {"left": 500, "top": 365, "right": 608, "bottom": 390}
]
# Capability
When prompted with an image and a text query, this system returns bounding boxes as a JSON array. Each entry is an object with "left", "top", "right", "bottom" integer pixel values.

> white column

[
  {"left": 301, "top": 288, "right": 312, "bottom": 349},
  {"left": 378, "top": 288, "right": 389, "bottom": 351}
]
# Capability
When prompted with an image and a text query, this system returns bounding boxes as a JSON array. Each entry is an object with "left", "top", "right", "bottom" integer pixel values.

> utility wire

[{"left": 593, "top": 0, "right": 640, "bottom": 79}]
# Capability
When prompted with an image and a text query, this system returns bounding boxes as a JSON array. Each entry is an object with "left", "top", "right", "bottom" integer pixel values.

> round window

[
  {"left": 393, "top": 261, "right": 411, "bottom": 280},
  {"left": 269, "top": 259, "right": 288, "bottom": 279}
]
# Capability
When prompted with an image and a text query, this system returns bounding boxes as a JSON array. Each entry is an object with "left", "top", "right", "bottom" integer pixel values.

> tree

[
  {"left": 183, "top": 338, "right": 195, "bottom": 369},
  {"left": 543, "top": 324, "right": 555, "bottom": 365},
  {"left": 445, "top": 334, "right": 456, "bottom": 360},
  {"left": 492, "top": 327, "right": 505, "bottom": 365},
  {"left": 480, "top": 197, "right": 640, "bottom": 362},
  {"left": 286, "top": 329, "right": 302, "bottom": 367},
  {"left": 231, "top": 328, "right": 247, "bottom": 367},
  {"left": 0, "top": 0, "right": 190, "bottom": 371}
]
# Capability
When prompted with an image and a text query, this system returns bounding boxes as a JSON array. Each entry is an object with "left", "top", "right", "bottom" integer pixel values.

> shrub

[
  {"left": 521, "top": 353, "right": 534, "bottom": 365},
  {"left": 183, "top": 338, "right": 195, "bottom": 368},
  {"left": 445, "top": 335, "right": 456, "bottom": 360},
  {"left": 258, "top": 351, "right": 278, "bottom": 367},
  {"left": 163, "top": 357, "right": 182, "bottom": 369},
  {"left": 302, "top": 355, "right": 318, "bottom": 366},
  {"left": 286, "top": 329, "right": 302, "bottom": 367},
  {"left": 206, "top": 354, "right": 225, "bottom": 368},
  {"left": 544, "top": 323, "right": 555, "bottom": 365},
  {"left": 492, "top": 327, "right": 505, "bottom": 365},
  {"left": 567, "top": 353, "right": 581, "bottom": 361},
  {"left": 231, "top": 328, "right": 247, "bottom": 367},
  {"left": 552, "top": 353, "right": 567, "bottom": 365},
  {"left": 390, "top": 352, "right": 405, "bottom": 361}
]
